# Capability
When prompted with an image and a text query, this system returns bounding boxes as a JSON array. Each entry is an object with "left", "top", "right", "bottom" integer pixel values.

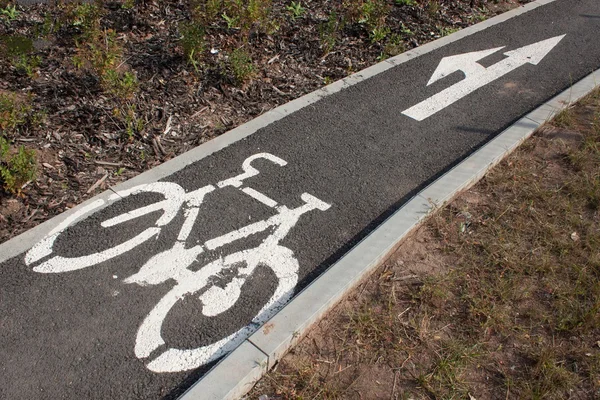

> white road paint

[
  {"left": 24, "top": 198, "right": 106, "bottom": 265},
  {"left": 217, "top": 153, "right": 287, "bottom": 188},
  {"left": 26, "top": 182, "right": 186, "bottom": 273},
  {"left": 402, "top": 34, "right": 566, "bottom": 121},
  {"left": 241, "top": 187, "right": 278, "bottom": 208},
  {"left": 25, "top": 153, "right": 331, "bottom": 373}
]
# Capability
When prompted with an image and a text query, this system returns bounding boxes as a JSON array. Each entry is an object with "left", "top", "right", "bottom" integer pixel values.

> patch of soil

[{"left": 0, "top": 0, "right": 529, "bottom": 243}]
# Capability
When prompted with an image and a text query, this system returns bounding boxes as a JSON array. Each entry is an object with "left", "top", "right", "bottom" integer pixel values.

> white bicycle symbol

[{"left": 24, "top": 153, "right": 331, "bottom": 373}]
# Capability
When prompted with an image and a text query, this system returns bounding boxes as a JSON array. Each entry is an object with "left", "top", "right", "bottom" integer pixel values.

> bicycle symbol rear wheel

[{"left": 25, "top": 182, "right": 186, "bottom": 272}]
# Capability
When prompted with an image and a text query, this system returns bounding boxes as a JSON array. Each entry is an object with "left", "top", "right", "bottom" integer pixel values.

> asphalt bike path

[{"left": 1, "top": 0, "right": 600, "bottom": 398}]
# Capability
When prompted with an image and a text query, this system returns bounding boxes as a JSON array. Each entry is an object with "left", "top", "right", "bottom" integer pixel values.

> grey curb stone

[{"left": 178, "top": 341, "right": 268, "bottom": 400}]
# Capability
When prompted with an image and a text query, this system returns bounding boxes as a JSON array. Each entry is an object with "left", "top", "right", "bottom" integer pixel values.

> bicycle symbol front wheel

[{"left": 135, "top": 244, "right": 300, "bottom": 373}]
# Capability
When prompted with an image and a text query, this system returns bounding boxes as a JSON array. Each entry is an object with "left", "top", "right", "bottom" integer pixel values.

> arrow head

[
  {"left": 503, "top": 34, "right": 566, "bottom": 65},
  {"left": 427, "top": 46, "right": 505, "bottom": 86}
]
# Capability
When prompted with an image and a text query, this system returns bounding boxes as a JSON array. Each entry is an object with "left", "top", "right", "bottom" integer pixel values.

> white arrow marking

[{"left": 402, "top": 34, "right": 566, "bottom": 121}]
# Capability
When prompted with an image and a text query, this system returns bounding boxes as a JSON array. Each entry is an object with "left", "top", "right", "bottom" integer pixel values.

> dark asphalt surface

[{"left": 2, "top": 1, "right": 600, "bottom": 398}]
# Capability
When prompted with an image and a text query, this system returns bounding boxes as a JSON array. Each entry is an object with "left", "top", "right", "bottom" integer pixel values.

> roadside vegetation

[
  {"left": 0, "top": 0, "right": 528, "bottom": 241},
  {"left": 250, "top": 90, "right": 600, "bottom": 399}
]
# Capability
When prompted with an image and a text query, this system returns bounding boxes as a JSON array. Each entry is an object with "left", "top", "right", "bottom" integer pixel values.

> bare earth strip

[{"left": 248, "top": 91, "right": 600, "bottom": 399}]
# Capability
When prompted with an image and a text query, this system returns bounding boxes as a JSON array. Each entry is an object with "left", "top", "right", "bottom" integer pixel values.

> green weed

[
  {"left": 189, "top": 0, "right": 222, "bottom": 24},
  {"left": 439, "top": 26, "right": 459, "bottom": 37},
  {"left": 0, "top": 35, "right": 41, "bottom": 79},
  {"left": 69, "top": 2, "right": 103, "bottom": 33},
  {"left": 73, "top": 28, "right": 122, "bottom": 76},
  {"left": 384, "top": 33, "right": 405, "bottom": 56},
  {"left": 228, "top": 48, "right": 254, "bottom": 84},
  {"left": 179, "top": 22, "right": 205, "bottom": 73},
  {"left": 428, "top": 1, "right": 440, "bottom": 16},
  {"left": 121, "top": 0, "right": 135, "bottom": 10},
  {"left": 13, "top": 54, "right": 41, "bottom": 78},
  {"left": 101, "top": 69, "right": 138, "bottom": 99},
  {"left": 358, "top": 0, "right": 388, "bottom": 29},
  {"left": 114, "top": 104, "right": 144, "bottom": 141},
  {"left": 0, "top": 136, "right": 36, "bottom": 194},
  {"left": 0, "top": 92, "right": 32, "bottom": 132},
  {"left": 221, "top": 11, "right": 239, "bottom": 29},
  {"left": 369, "top": 25, "right": 389, "bottom": 43},
  {"left": 286, "top": 1, "right": 305, "bottom": 20},
  {"left": 0, "top": 4, "right": 19, "bottom": 23},
  {"left": 319, "top": 12, "right": 341, "bottom": 54}
]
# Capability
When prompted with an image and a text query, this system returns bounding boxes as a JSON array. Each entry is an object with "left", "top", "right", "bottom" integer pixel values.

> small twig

[
  {"left": 23, "top": 208, "right": 39, "bottom": 223},
  {"left": 272, "top": 85, "right": 286, "bottom": 96},
  {"left": 16, "top": 138, "right": 35, "bottom": 142},
  {"left": 390, "top": 371, "right": 398, "bottom": 400},
  {"left": 163, "top": 115, "right": 173, "bottom": 135},
  {"left": 333, "top": 364, "right": 352, "bottom": 375},
  {"left": 87, "top": 173, "right": 108, "bottom": 194},
  {"left": 190, "top": 106, "right": 208, "bottom": 119},
  {"left": 94, "top": 160, "right": 122, "bottom": 167},
  {"left": 398, "top": 307, "right": 411, "bottom": 319},
  {"left": 155, "top": 136, "right": 166, "bottom": 155},
  {"left": 392, "top": 274, "right": 418, "bottom": 281}
]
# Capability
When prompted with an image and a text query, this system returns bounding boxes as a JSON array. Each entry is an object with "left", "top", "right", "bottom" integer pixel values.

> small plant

[
  {"left": 0, "top": 136, "right": 36, "bottom": 194},
  {"left": 189, "top": 0, "right": 222, "bottom": 24},
  {"left": 221, "top": 11, "right": 239, "bottom": 29},
  {"left": 0, "top": 4, "right": 19, "bottom": 22},
  {"left": 179, "top": 22, "right": 205, "bottom": 73},
  {"left": 358, "top": 0, "right": 389, "bottom": 30},
  {"left": 70, "top": 2, "right": 102, "bottom": 33},
  {"left": 73, "top": 28, "right": 123, "bottom": 77},
  {"left": 1, "top": 35, "right": 41, "bottom": 79},
  {"left": 36, "top": 12, "right": 60, "bottom": 37},
  {"left": 319, "top": 12, "right": 341, "bottom": 54},
  {"left": 395, "top": 0, "right": 415, "bottom": 5},
  {"left": 384, "top": 33, "right": 405, "bottom": 56},
  {"left": 286, "top": 1, "right": 305, "bottom": 20},
  {"left": 400, "top": 23, "right": 413, "bottom": 37},
  {"left": 369, "top": 25, "right": 389, "bottom": 43},
  {"left": 13, "top": 54, "right": 41, "bottom": 78},
  {"left": 102, "top": 69, "right": 138, "bottom": 99},
  {"left": 114, "top": 104, "right": 144, "bottom": 141},
  {"left": 428, "top": 0, "right": 440, "bottom": 16},
  {"left": 220, "top": 0, "right": 273, "bottom": 32},
  {"left": 122, "top": 0, "right": 135, "bottom": 10},
  {"left": 0, "top": 92, "right": 32, "bottom": 132},
  {"left": 228, "top": 48, "right": 254, "bottom": 84},
  {"left": 439, "top": 26, "right": 459, "bottom": 37}
]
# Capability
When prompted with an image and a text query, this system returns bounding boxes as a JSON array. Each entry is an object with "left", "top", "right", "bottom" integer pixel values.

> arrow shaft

[{"left": 402, "top": 57, "right": 525, "bottom": 121}]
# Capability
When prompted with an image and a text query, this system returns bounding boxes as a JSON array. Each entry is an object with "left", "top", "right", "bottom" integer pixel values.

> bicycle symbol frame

[{"left": 25, "top": 153, "right": 331, "bottom": 373}]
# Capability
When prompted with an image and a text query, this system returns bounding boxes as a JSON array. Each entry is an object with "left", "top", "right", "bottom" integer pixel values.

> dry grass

[{"left": 248, "top": 90, "right": 600, "bottom": 400}]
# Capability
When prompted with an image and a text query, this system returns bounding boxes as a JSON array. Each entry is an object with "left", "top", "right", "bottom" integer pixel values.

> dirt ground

[
  {"left": 248, "top": 92, "right": 600, "bottom": 399},
  {"left": 0, "top": 0, "right": 528, "bottom": 243}
]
